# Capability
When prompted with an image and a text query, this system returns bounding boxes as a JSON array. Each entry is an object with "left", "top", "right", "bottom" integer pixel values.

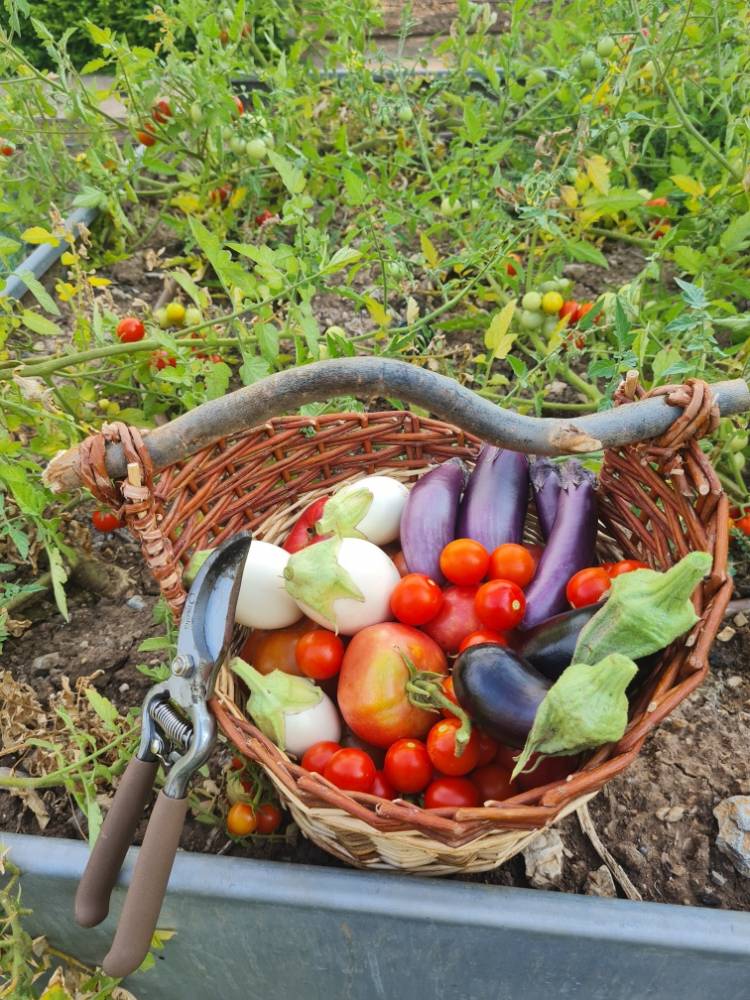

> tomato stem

[{"left": 401, "top": 653, "right": 473, "bottom": 751}]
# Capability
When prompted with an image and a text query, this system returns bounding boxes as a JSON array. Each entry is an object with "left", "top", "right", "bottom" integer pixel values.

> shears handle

[{"left": 74, "top": 756, "right": 158, "bottom": 928}]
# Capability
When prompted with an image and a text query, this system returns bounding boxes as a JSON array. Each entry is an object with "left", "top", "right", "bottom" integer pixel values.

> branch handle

[{"left": 43, "top": 358, "right": 750, "bottom": 492}]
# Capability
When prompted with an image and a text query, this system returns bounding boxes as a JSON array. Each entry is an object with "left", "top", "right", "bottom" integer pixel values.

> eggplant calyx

[{"left": 401, "top": 652, "right": 473, "bottom": 753}]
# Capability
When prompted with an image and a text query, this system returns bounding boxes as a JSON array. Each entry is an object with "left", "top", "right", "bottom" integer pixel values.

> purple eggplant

[
  {"left": 456, "top": 446, "right": 528, "bottom": 550},
  {"left": 520, "top": 460, "right": 598, "bottom": 630},
  {"left": 401, "top": 458, "right": 466, "bottom": 584},
  {"left": 453, "top": 644, "right": 551, "bottom": 748},
  {"left": 530, "top": 458, "right": 561, "bottom": 540}
]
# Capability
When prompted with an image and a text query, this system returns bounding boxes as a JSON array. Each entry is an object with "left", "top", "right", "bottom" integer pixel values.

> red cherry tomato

[
  {"left": 301, "top": 740, "right": 341, "bottom": 774},
  {"left": 472, "top": 763, "right": 515, "bottom": 802},
  {"left": 115, "top": 316, "right": 145, "bottom": 343},
  {"left": 440, "top": 675, "right": 460, "bottom": 718},
  {"left": 255, "top": 209, "right": 276, "bottom": 227},
  {"left": 559, "top": 300, "right": 580, "bottom": 325},
  {"left": 646, "top": 196, "right": 668, "bottom": 208},
  {"left": 152, "top": 351, "right": 177, "bottom": 370},
  {"left": 566, "top": 566, "right": 611, "bottom": 608},
  {"left": 736, "top": 514, "right": 750, "bottom": 536},
  {"left": 424, "top": 777, "right": 479, "bottom": 809},
  {"left": 488, "top": 543, "right": 536, "bottom": 588},
  {"left": 422, "top": 585, "right": 482, "bottom": 654},
  {"left": 226, "top": 802, "right": 257, "bottom": 836},
  {"left": 390, "top": 573, "right": 444, "bottom": 626},
  {"left": 476, "top": 731, "right": 499, "bottom": 767},
  {"left": 230, "top": 755, "right": 245, "bottom": 771},
  {"left": 152, "top": 99, "right": 173, "bottom": 124},
  {"left": 323, "top": 748, "right": 376, "bottom": 793},
  {"left": 607, "top": 559, "right": 649, "bottom": 578},
  {"left": 494, "top": 743, "right": 519, "bottom": 772},
  {"left": 384, "top": 739, "right": 432, "bottom": 793},
  {"left": 439, "top": 539, "right": 490, "bottom": 586},
  {"left": 232, "top": 94, "right": 245, "bottom": 115},
  {"left": 426, "top": 718, "right": 480, "bottom": 776},
  {"left": 515, "top": 753, "right": 580, "bottom": 792},
  {"left": 255, "top": 802, "right": 283, "bottom": 835},
  {"left": 370, "top": 770, "right": 396, "bottom": 799},
  {"left": 295, "top": 629, "right": 344, "bottom": 680},
  {"left": 92, "top": 510, "right": 122, "bottom": 532},
  {"left": 505, "top": 253, "right": 521, "bottom": 277},
  {"left": 137, "top": 125, "right": 156, "bottom": 147},
  {"left": 458, "top": 629, "right": 508, "bottom": 653},
  {"left": 210, "top": 184, "right": 232, "bottom": 206},
  {"left": 1, "top": 142, "right": 15, "bottom": 156},
  {"left": 474, "top": 580, "right": 526, "bottom": 631},
  {"left": 576, "top": 302, "right": 595, "bottom": 324}
]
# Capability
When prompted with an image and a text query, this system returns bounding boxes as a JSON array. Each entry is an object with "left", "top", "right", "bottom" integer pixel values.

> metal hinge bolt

[{"left": 171, "top": 653, "right": 195, "bottom": 678}]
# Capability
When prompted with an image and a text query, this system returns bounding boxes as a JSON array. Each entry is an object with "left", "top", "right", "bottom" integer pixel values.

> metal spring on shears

[{"left": 149, "top": 700, "right": 192, "bottom": 751}]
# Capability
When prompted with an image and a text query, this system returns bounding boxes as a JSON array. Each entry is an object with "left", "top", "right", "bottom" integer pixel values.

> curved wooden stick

[{"left": 43, "top": 358, "right": 750, "bottom": 492}]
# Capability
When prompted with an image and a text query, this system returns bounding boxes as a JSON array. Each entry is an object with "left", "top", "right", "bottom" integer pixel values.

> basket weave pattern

[{"left": 82, "top": 381, "right": 731, "bottom": 874}]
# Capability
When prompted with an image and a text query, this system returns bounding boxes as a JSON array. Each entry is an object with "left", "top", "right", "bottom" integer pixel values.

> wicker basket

[{"left": 75, "top": 372, "right": 731, "bottom": 875}]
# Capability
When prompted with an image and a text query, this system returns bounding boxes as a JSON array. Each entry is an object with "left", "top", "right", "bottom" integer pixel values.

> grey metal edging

[
  {"left": 4, "top": 833, "right": 750, "bottom": 1000},
  {"left": 0, "top": 205, "right": 99, "bottom": 301}
]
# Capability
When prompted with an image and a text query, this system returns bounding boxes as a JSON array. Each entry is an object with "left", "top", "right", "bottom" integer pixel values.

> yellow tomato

[
  {"left": 542, "top": 291, "right": 564, "bottom": 315},
  {"left": 165, "top": 301, "right": 186, "bottom": 326}
]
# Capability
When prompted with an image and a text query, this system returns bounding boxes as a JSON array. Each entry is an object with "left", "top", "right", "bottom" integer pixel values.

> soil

[{"left": 2, "top": 520, "right": 749, "bottom": 910}]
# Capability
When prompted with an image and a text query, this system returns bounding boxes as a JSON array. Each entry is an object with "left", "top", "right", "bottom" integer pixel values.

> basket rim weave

[{"left": 82, "top": 377, "right": 731, "bottom": 869}]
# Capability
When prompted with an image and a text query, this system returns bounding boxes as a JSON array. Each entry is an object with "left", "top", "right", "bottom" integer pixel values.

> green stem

[
  {"left": 0, "top": 728, "right": 135, "bottom": 790},
  {"left": 587, "top": 225, "right": 654, "bottom": 248}
]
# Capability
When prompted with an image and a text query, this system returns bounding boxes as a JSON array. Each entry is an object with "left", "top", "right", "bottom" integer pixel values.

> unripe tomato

[
  {"left": 230, "top": 135, "right": 246, "bottom": 155},
  {"left": 520, "top": 309, "right": 544, "bottom": 330},
  {"left": 566, "top": 566, "right": 611, "bottom": 608},
  {"left": 184, "top": 306, "right": 203, "bottom": 327},
  {"left": 597, "top": 36, "right": 616, "bottom": 58},
  {"left": 115, "top": 316, "right": 145, "bottom": 343},
  {"left": 541, "top": 291, "right": 564, "bottom": 315},
  {"left": 226, "top": 802, "right": 257, "bottom": 837},
  {"left": 165, "top": 302, "right": 186, "bottom": 326},
  {"left": 579, "top": 50, "right": 597, "bottom": 71},
  {"left": 154, "top": 307, "right": 170, "bottom": 329},
  {"left": 521, "top": 291, "right": 542, "bottom": 311},
  {"left": 543, "top": 316, "right": 559, "bottom": 336},
  {"left": 246, "top": 137, "right": 268, "bottom": 161},
  {"left": 398, "top": 105, "right": 414, "bottom": 123},
  {"left": 190, "top": 102, "right": 203, "bottom": 125}
]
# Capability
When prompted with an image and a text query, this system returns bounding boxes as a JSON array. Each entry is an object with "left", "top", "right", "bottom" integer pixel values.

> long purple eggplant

[
  {"left": 456, "top": 446, "right": 528, "bottom": 550},
  {"left": 530, "top": 458, "right": 561, "bottom": 540},
  {"left": 520, "top": 460, "right": 598, "bottom": 629},
  {"left": 401, "top": 458, "right": 466, "bottom": 584}
]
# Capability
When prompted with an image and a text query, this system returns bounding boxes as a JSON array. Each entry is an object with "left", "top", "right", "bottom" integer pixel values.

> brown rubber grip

[
  {"left": 102, "top": 791, "right": 188, "bottom": 979},
  {"left": 75, "top": 757, "right": 158, "bottom": 928}
]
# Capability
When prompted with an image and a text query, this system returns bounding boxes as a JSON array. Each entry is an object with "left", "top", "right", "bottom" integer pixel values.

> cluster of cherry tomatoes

[{"left": 225, "top": 755, "right": 284, "bottom": 838}]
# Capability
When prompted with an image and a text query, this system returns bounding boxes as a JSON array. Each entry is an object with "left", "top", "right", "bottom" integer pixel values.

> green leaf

[
  {"left": 239, "top": 356, "right": 271, "bottom": 385},
  {"left": 138, "top": 636, "right": 173, "bottom": 652},
  {"left": 507, "top": 355, "right": 527, "bottom": 379},
  {"left": 267, "top": 151, "right": 306, "bottom": 195},
  {"left": 188, "top": 219, "right": 253, "bottom": 294},
  {"left": 85, "top": 21, "right": 114, "bottom": 46},
  {"left": 562, "top": 239, "right": 608, "bottom": 268},
  {"left": 80, "top": 57, "right": 108, "bottom": 74},
  {"left": 363, "top": 296, "right": 391, "bottom": 328},
  {"left": 72, "top": 186, "right": 108, "bottom": 210},
  {"left": 419, "top": 231, "right": 439, "bottom": 268},
  {"left": 484, "top": 300, "right": 517, "bottom": 360},
  {"left": 652, "top": 346, "right": 683, "bottom": 382},
  {"left": 16, "top": 270, "right": 61, "bottom": 315},
  {"left": 21, "top": 310, "right": 62, "bottom": 336},
  {"left": 204, "top": 361, "right": 231, "bottom": 400},
  {"left": 0, "top": 236, "right": 21, "bottom": 258},
  {"left": 719, "top": 211, "right": 750, "bottom": 254},
  {"left": 343, "top": 168, "right": 366, "bottom": 206},
  {"left": 673, "top": 245, "right": 704, "bottom": 274},
  {"left": 463, "top": 97, "right": 485, "bottom": 144},
  {"left": 283, "top": 536, "right": 364, "bottom": 628},
  {"left": 85, "top": 687, "right": 120, "bottom": 732},
  {"left": 257, "top": 323, "right": 279, "bottom": 364},
  {"left": 171, "top": 268, "right": 208, "bottom": 309},
  {"left": 323, "top": 246, "right": 362, "bottom": 273}
]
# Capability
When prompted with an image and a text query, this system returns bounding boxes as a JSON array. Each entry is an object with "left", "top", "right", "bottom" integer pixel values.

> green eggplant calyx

[
  {"left": 512, "top": 653, "right": 637, "bottom": 780},
  {"left": 317, "top": 487, "right": 373, "bottom": 540},
  {"left": 283, "top": 536, "right": 364, "bottom": 627},
  {"left": 229, "top": 657, "right": 322, "bottom": 750}
]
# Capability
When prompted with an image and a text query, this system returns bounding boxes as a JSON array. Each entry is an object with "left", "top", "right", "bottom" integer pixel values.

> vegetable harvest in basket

[{"left": 207, "top": 447, "right": 713, "bottom": 823}]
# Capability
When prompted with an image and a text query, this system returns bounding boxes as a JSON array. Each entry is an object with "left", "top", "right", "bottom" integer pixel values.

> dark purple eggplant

[
  {"left": 453, "top": 644, "right": 551, "bottom": 748},
  {"left": 456, "top": 446, "right": 528, "bottom": 550},
  {"left": 513, "top": 598, "right": 661, "bottom": 686},
  {"left": 521, "top": 460, "right": 598, "bottom": 630},
  {"left": 400, "top": 458, "right": 466, "bottom": 584},
  {"left": 530, "top": 458, "right": 561, "bottom": 540}
]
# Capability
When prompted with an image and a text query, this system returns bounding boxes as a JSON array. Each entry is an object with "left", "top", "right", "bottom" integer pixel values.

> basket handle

[{"left": 43, "top": 358, "right": 750, "bottom": 492}]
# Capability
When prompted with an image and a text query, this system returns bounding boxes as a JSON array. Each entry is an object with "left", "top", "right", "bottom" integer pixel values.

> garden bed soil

[{"left": 2, "top": 521, "right": 749, "bottom": 911}]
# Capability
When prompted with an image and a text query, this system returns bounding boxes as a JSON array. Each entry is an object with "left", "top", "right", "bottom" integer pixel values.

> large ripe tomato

[
  {"left": 440, "top": 675, "right": 459, "bottom": 717},
  {"left": 323, "top": 748, "right": 376, "bottom": 792},
  {"left": 424, "top": 777, "right": 479, "bottom": 809},
  {"left": 475, "top": 579, "right": 526, "bottom": 630},
  {"left": 566, "top": 567, "right": 611, "bottom": 608},
  {"left": 439, "top": 539, "right": 490, "bottom": 586},
  {"left": 390, "top": 573, "right": 444, "bottom": 626},
  {"left": 241, "top": 618, "right": 314, "bottom": 676},
  {"left": 471, "top": 764, "right": 515, "bottom": 802},
  {"left": 301, "top": 740, "right": 341, "bottom": 774},
  {"left": 295, "top": 629, "right": 344, "bottom": 680},
  {"left": 426, "top": 718, "right": 480, "bottom": 776},
  {"left": 384, "top": 738, "right": 432, "bottom": 793},
  {"left": 337, "top": 623, "right": 447, "bottom": 747},
  {"left": 422, "top": 586, "right": 482, "bottom": 654},
  {"left": 488, "top": 544, "right": 536, "bottom": 588}
]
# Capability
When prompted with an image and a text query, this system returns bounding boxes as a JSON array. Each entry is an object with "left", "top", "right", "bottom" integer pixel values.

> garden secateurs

[{"left": 74, "top": 533, "right": 251, "bottom": 979}]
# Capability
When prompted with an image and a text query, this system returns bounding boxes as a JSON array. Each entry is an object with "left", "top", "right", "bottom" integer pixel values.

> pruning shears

[{"left": 74, "top": 534, "right": 251, "bottom": 979}]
